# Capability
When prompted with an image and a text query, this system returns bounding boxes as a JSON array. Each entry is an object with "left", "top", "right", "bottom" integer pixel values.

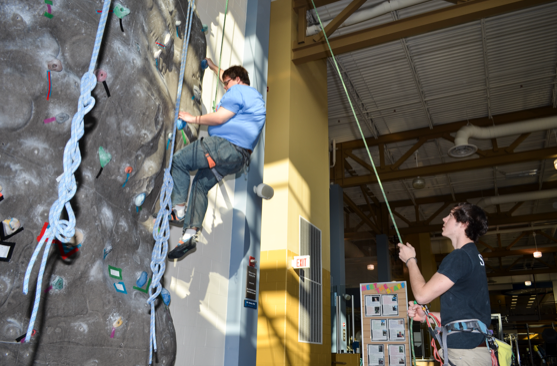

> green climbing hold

[
  {"left": 98, "top": 146, "right": 112, "bottom": 168},
  {"left": 114, "top": 3, "right": 130, "bottom": 19},
  {"left": 52, "top": 276, "right": 63, "bottom": 290}
]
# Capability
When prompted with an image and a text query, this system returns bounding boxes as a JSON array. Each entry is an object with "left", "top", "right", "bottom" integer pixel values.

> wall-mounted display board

[{"left": 360, "top": 282, "right": 409, "bottom": 366}]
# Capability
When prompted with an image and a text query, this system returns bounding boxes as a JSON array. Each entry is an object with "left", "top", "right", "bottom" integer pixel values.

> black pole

[{"left": 527, "top": 323, "right": 535, "bottom": 366}]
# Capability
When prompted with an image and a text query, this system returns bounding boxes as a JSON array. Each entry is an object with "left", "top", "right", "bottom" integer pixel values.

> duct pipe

[
  {"left": 448, "top": 116, "right": 557, "bottom": 158},
  {"left": 477, "top": 188, "right": 557, "bottom": 207},
  {"left": 306, "top": 0, "right": 429, "bottom": 37}
]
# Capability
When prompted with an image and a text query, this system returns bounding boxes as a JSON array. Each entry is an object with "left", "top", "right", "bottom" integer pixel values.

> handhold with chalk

[
  {"left": 110, "top": 317, "right": 123, "bottom": 338},
  {"left": 96, "top": 146, "right": 112, "bottom": 178},
  {"left": 176, "top": 20, "right": 181, "bottom": 38},
  {"left": 136, "top": 271, "right": 148, "bottom": 287},
  {"left": 103, "top": 245, "right": 112, "bottom": 260},
  {"left": 201, "top": 59, "right": 208, "bottom": 70},
  {"left": 2, "top": 218, "right": 21, "bottom": 237},
  {"left": 94, "top": 69, "right": 110, "bottom": 97},
  {"left": 176, "top": 119, "right": 186, "bottom": 131},
  {"left": 114, "top": 3, "right": 130, "bottom": 19},
  {"left": 52, "top": 276, "right": 63, "bottom": 290},
  {"left": 47, "top": 58, "right": 63, "bottom": 72},
  {"left": 122, "top": 166, "right": 133, "bottom": 187},
  {"left": 201, "top": 24, "right": 208, "bottom": 33},
  {"left": 56, "top": 112, "right": 69, "bottom": 124},
  {"left": 160, "top": 288, "right": 171, "bottom": 306},
  {"left": 135, "top": 193, "right": 146, "bottom": 212},
  {"left": 166, "top": 132, "right": 172, "bottom": 150}
]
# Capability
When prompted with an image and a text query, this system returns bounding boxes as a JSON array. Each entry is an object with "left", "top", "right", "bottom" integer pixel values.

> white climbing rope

[
  {"left": 148, "top": 0, "right": 195, "bottom": 363},
  {"left": 22, "top": 0, "right": 112, "bottom": 343}
]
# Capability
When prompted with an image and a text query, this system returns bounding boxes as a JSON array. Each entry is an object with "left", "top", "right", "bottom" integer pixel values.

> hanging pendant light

[
  {"left": 532, "top": 232, "right": 542, "bottom": 258},
  {"left": 412, "top": 151, "right": 426, "bottom": 189}
]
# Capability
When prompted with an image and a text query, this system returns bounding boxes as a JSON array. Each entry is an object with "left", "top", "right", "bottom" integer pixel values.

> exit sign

[{"left": 292, "top": 255, "right": 310, "bottom": 269}]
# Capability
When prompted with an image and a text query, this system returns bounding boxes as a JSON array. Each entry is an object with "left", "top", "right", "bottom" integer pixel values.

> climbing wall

[{"left": 0, "top": 0, "right": 206, "bottom": 364}]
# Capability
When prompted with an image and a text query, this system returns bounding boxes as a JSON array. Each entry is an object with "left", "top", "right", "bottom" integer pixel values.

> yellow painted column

[
  {"left": 404, "top": 233, "right": 440, "bottom": 312},
  {"left": 257, "top": 0, "right": 331, "bottom": 365}
]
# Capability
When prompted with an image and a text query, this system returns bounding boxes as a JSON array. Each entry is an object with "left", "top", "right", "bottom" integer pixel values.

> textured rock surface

[{"left": 0, "top": 0, "right": 205, "bottom": 364}]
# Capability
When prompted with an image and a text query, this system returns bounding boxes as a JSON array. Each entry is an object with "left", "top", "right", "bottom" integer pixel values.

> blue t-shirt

[
  {"left": 437, "top": 243, "right": 491, "bottom": 349},
  {"left": 209, "top": 84, "right": 266, "bottom": 150}
]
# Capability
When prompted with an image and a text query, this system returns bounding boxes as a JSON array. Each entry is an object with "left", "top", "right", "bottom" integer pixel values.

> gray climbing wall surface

[{"left": 0, "top": 0, "right": 206, "bottom": 364}]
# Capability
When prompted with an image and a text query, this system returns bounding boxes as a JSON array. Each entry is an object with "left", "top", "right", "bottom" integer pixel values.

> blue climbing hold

[
  {"left": 201, "top": 59, "right": 208, "bottom": 70},
  {"left": 161, "top": 288, "right": 171, "bottom": 306},
  {"left": 176, "top": 119, "right": 186, "bottom": 130},
  {"left": 136, "top": 271, "right": 148, "bottom": 287},
  {"left": 201, "top": 24, "right": 208, "bottom": 33},
  {"left": 103, "top": 245, "right": 112, "bottom": 260}
]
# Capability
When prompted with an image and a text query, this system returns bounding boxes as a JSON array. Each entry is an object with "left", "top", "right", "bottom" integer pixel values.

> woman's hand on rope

[
  {"left": 397, "top": 242, "right": 417, "bottom": 264},
  {"left": 408, "top": 302, "right": 426, "bottom": 323}
]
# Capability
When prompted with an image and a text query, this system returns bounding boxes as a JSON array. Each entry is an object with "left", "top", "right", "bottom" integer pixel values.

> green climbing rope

[
  {"left": 212, "top": 0, "right": 229, "bottom": 112},
  {"left": 310, "top": 0, "right": 403, "bottom": 244}
]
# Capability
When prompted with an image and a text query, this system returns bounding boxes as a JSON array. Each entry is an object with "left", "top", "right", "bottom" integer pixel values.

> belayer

[
  {"left": 398, "top": 202, "right": 492, "bottom": 365},
  {"left": 167, "top": 58, "right": 266, "bottom": 260}
]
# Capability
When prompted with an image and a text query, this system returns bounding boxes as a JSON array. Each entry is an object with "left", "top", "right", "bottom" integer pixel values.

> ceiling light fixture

[
  {"left": 367, "top": 264, "right": 374, "bottom": 270},
  {"left": 554, "top": 158, "right": 557, "bottom": 170},
  {"left": 412, "top": 151, "right": 425, "bottom": 189},
  {"left": 533, "top": 232, "right": 542, "bottom": 258},
  {"left": 525, "top": 281, "right": 532, "bottom": 286}
]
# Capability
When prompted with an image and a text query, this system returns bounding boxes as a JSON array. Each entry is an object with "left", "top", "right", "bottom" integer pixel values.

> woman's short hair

[
  {"left": 452, "top": 202, "right": 488, "bottom": 241},
  {"left": 223, "top": 66, "right": 250, "bottom": 86}
]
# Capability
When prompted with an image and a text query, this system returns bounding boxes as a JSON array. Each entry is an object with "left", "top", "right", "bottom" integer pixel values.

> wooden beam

[
  {"left": 506, "top": 232, "right": 527, "bottom": 250},
  {"left": 340, "top": 146, "right": 557, "bottom": 187},
  {"left": 293, "top": 0, "right": 557, "bottom": 63}
]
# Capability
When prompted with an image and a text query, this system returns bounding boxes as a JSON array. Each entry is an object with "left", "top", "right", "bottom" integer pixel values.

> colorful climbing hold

[
  {"left": 176, "top": 119, "right": 186, "bottom": 131},
  {"left": 96, "top": 146, "right": 112, "bottom": 178},
  {"left": 160, "top": 288, "right": 171, "bottom": 306},
  {"left": 166, "top": 132, "right": 172, "bottom": 150},
  {"left": 1, "top": 218, "right": 22, "bottom": 240},
  {"left": 201, "top": 24, "right": 208, "bottom": 33},
  {"left": 122, "top": 166, "right": 133, "bottom": 187},
  {"left": 110, "top": 316, "right": 123, "bottom": 338},
  {"left": 113, "top": 3, "right": 130, "bottom": 19},
  {"left": 94, "top": 69, "right": 107, "bottom": 83},
  {"left": 56, "top": 113, "right": 70, "bottom": 124},
  {"left": 52, "top": 276, "right": 63, "bottom": 290},
  {"left": 134, "top": 193, "right": 146, "bottom": 212},
  {"left": 47, "top": 59, "right": 63, "bottom": 72},
  {"left": 103, "top": 245, "right": 112, "bottom": 260},
  {"left": 201, "top": 59, "right": 208, "bottom": 70},
  {"left": 176, "top": 20, "right": 181, "bottom": 38},
  {"left": 136, "top": 271, "right": 148, "bottom": 287},
  {"left": 133, "top": 277, "right": 151, "bottom": 293}
]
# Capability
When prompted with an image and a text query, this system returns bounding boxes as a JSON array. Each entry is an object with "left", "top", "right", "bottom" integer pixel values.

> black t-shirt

[{"left": 437, "top": 243, "right": 491, "bottom": 349}]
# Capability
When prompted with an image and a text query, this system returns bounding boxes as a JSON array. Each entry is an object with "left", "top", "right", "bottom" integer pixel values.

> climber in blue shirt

[{"left": 168, "top": 58, "right": 266, "bottom": 260}]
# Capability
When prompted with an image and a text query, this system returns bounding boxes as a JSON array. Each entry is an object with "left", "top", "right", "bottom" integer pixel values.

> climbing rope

[
  {"left": 211, "top": 0, "right": 229, "bottom": 112},
  {"left": 21, "top": 0, "right": 112, "bottom": 343},
  {"left": 310, "top": 0, "right": 402, "bottom": 243},
  {"left": 147, "top": 0, "right": 194, "bottom": 363}
]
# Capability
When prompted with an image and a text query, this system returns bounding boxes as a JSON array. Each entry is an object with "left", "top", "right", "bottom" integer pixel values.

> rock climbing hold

[
  {"left": 94, "top": 69, "right": 107, "bottom": 83},
  {"left": 113, "top": 3, "right": 130, "bottom": 19},
  {"left": 134, "top": 193, "right": 146, "bottom": 212},
  {"left": 108, "top": 265, "right": 122, "bottom": 280},
  {"left": 166, "top": 132, "right": 172, "bottom": 150},
  {"left": 136, "top": 271, "right": 148, "bottom": 287},
  {"left": 201, "top": 24, "right": 208, "bottom": 33},
  {"left": 44, "top": 117, "right": 56, "bottom": 124},
  {"left": 133, "top": 277, "right": 151, "bottom": 293},
  {"left": 103, "top": 245, "right": 112, "bottom": 260},
  {"left": 176, "top": 119, "right": 186, "bottom": 131},
  {"left": 56, "top": 112, "right": 69, "bottom": 124},
  {"left": 154, "top": 50, "right": 162, "bottom": 70},
  {"left": 1, "top": 218, "right": 23, "bottom": 240},
  {"left": 66, "top": 228, "right": 83, "bottom": 248},
  {"left": 160, "top": 288, "right": 171, "bottom": 306},
  {"left": 201, "top": 59, "right": 208, "bottom": 70},
  {"left": 0, "top": 241, "right": 15, "bottom": 262},
  {"left": 113, "top": 282, "right": 127, "bottom": 294},
  {"left": 47, "top": 59, "right": 63, "bottom": 72},
  {"left": 52, "top": 276, "right": 63, "bottom": 290},
  {"left": 176, "top": 20, "right": 181, "bottom": 38},
  {"left": 122, "top": 166, "right": 133, "bottom": 187},
  {"left": 96, "top": 146, "right": 112, "bottom": 178},
  {"left": 113, "top": 317, "right": 123, "bottom": 328}
]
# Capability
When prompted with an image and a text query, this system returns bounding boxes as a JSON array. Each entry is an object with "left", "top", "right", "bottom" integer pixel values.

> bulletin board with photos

[{"left": 360, "top": 281, "right": 409, "bottom": 366}]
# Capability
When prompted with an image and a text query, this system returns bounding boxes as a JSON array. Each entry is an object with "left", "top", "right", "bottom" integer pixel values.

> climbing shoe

[
  {"left": 168, "top": 207, "right": 186, "bottom": 228},
  {"left": 167, "top": 234, "right": 196, "bottom": 260}
]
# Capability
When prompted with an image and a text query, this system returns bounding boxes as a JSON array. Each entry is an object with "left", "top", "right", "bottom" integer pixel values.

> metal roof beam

[{"left": 293, "top": 0, "right": 557, "bottom": 64}]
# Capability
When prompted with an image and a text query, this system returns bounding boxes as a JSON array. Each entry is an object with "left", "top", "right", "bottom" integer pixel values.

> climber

[{"left": 167, "top": 58, "right": 266, "bottom": 260}]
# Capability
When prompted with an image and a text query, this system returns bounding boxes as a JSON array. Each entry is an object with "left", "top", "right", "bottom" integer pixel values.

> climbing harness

[
  {"left": 211, "top": 0, "right": 229, "bottom": 112},
  {"left": 310, "top": 0, "right": 402, "bottom": 243},
  {"left": 199, "top": 137, "right": 223, "bottom": 182},
  {"left": 148, "top": 0, "right": 195, "bottom": 363},
  {"left": 416, "top": 302, "right": 508, "bottom": 366},
  {"left": 22, "top": 0, "right": 112, "bottom": 343}
]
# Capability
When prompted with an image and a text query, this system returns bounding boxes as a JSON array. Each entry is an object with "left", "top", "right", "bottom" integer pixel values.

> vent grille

[{"left": 299, "top": 217, "right": 322, "bottom": 344}]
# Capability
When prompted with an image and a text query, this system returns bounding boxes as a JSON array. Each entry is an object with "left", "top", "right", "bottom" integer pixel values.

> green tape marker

[
  {"left": 44, "top": 0, "right": 53, "bottom": 4},
  {"left": 44, "top": 11, "right": 53, "bottom": 18},
  {"left": 133, "top": 277, "right": 152, "bottom": 293}
]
